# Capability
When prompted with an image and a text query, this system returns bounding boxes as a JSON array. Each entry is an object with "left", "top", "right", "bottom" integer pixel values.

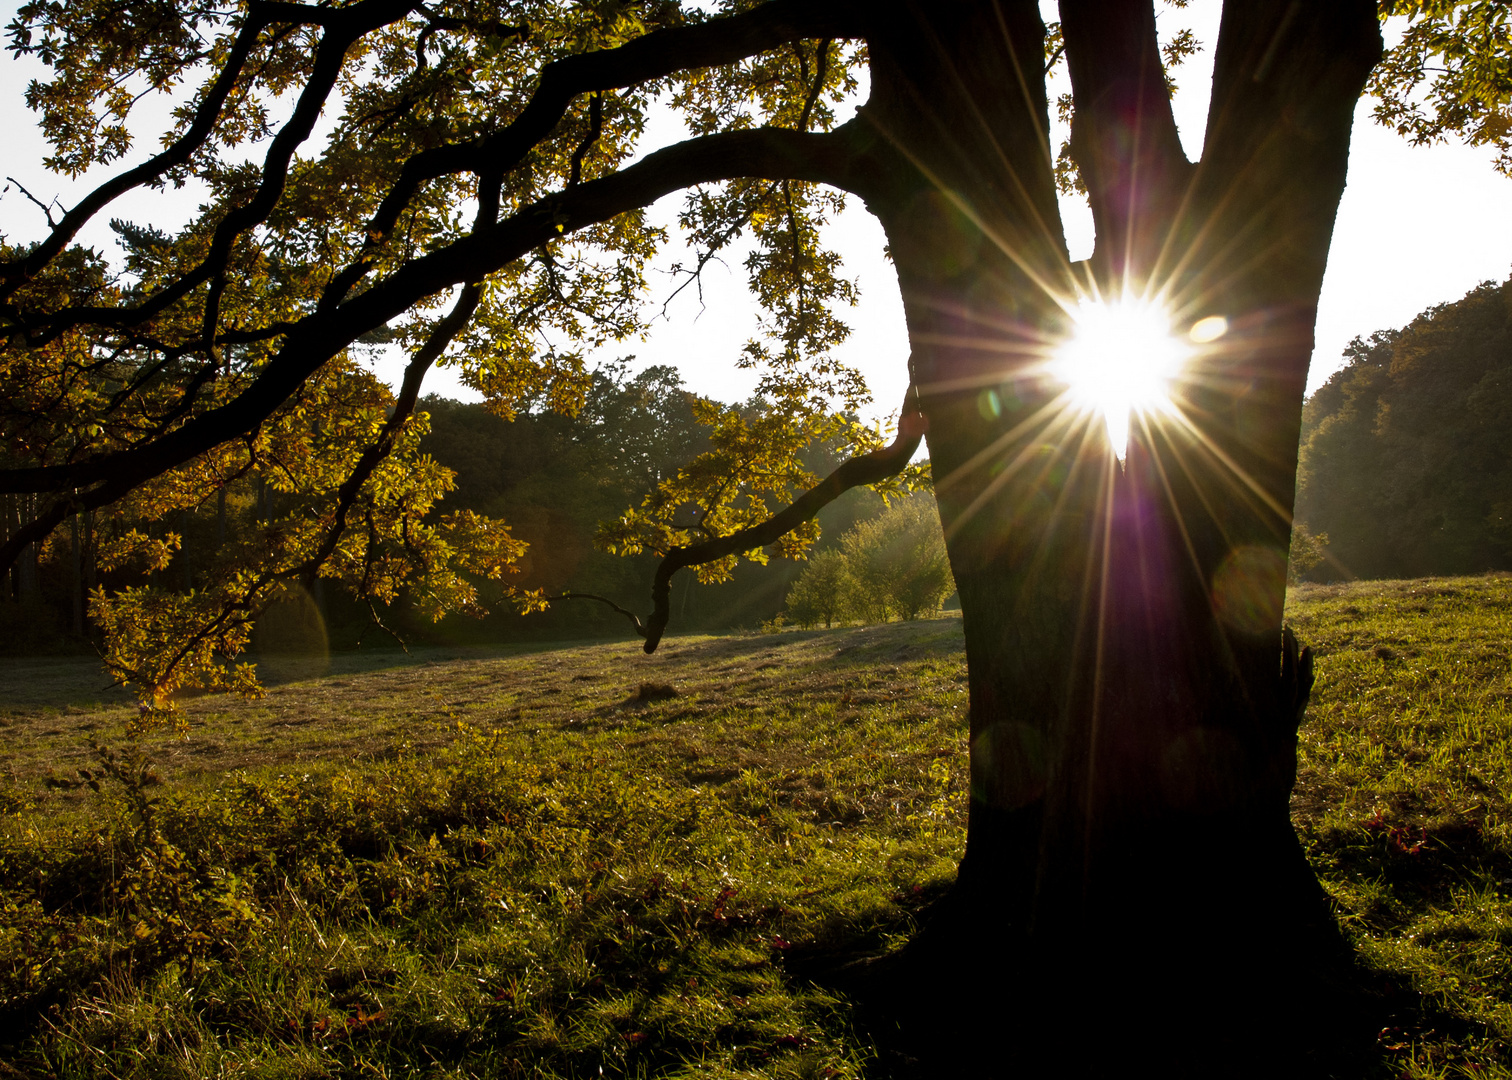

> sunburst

[{"left": 1047, "top": 296, "right": 1197, "bottom": 461}]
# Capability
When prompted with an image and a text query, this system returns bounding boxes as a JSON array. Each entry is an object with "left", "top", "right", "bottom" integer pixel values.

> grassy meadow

[{"left": 0, "top": 578, "right": 1510, "bottom": 1076}]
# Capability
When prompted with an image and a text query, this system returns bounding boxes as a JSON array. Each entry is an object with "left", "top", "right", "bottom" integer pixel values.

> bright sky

[{"left": 1, "top": 1, "right": 1507, "bottom": 421}]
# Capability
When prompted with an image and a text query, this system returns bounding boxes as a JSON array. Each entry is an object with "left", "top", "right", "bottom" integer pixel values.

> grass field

[{"left": 0, "top": 578, "right": 1510, "bottom": 1077}]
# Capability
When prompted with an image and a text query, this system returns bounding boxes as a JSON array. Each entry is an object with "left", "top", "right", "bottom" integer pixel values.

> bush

[
  {"left": 1288, "top": 522, "right": 1331, "bottom": 583},
  {"left": 843, "top": 495, "right": 955, "bottom": 621},
  {"left": 784, "top": 495, "right": 955, "bottom": 627},
  {"left": 785, "top": 549, "right": 852, "bottom": 629}
]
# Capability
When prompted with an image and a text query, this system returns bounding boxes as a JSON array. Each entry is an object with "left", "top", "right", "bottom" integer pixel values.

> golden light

[{"left": 1049, "top": 298, "right": 1191, "bottom": 460}]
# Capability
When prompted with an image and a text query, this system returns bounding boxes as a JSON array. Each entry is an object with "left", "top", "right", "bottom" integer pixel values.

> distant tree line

[
  {"left": 413, "top": 364, "right": 890, "bottom": 643},
  {"left": 1295, "top": 273, "right": 1512, "bottom": 580},
  {"left": 0, "top": 364, "right": 891, "bottom": 654}
]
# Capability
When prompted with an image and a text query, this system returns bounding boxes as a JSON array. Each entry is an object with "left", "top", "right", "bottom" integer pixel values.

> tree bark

[
  {"left": 844, "top": 1, "right": 1383, "bottom": 1072},
  {"left": 71, "top": 509, "right": 84, "bottom": 637}
]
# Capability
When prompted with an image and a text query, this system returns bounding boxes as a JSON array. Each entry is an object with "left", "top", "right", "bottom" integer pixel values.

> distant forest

[
  {"left": 1296, "top": 273, "right": 1512, "bottom": 581},
  {"left": 411, "top": 366, "right": 887, "bottom": 643},
  {"left": 0, "top": 364, "right": 886, "bottom": 654}
]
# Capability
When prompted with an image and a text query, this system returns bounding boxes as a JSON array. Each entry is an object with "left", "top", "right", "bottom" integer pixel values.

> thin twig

[
  {"left": 5, "top": 177, "right": 61, "bottom": 228},
  {"left": 569, "top": 94, "right": 605, "bottom": 186},
  {"left": 543, "top": 592, "right": 647, "bottom": 637}
]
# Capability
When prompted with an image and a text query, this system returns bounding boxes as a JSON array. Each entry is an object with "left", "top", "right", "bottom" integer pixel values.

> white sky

[{"left": 1, "top": 1, "right": 1507, "bottom": 421}]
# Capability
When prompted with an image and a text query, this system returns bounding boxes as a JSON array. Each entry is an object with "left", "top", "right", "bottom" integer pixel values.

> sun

[{"left": 1048, "top": 298, "right": 1192, "bottom": 460}]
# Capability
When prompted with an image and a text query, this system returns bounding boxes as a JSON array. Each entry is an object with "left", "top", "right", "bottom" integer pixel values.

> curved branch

[
  {"left": 546, "top": 592, "right": 649, "bottom": 637},
  {"left": 19, "top": 0, "right": 421, "bottom": 345},
  {"left": 1059, "top": 0, "right": 1193, "bottom": 278},
  {"left": 640, "top": 400, "right": 927, "bottom": 654},
  {"left": 568, "top": 94, "right": 604, "bottom": 186},
  {"left": 0, "top": 123, "right": 868, "bottom": 503},
  {"left": 301, "top": 279, "right": 483, "bottom": 584},
  {"left": 322, "top": 0, "right": 864, "bottom": 308},
  {"left": 797, "top": 38, "right": 834, "bottom": 132}
]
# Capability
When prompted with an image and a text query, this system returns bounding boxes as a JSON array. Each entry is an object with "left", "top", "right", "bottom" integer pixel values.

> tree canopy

[
  {"left": 1296, "top": 273, "right": 1512, "bottom": 580},
  {"left": 0, "top": 0, "right": 1504, "bottom": 714}
]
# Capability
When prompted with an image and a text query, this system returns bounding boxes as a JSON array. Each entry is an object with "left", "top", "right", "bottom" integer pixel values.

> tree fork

[{"left": 829, "top": 1, "right": 1386, "bottom": 1072}]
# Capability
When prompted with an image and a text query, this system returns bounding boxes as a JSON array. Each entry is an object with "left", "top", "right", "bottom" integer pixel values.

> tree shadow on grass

[{"left": 785, "top": 881, "right": 1478, "bottom": 1080}]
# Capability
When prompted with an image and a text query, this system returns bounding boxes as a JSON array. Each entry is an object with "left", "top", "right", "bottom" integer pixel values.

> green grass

[
  {"left": 1290, "top": 576, "right": 1512, "bottom": 1078},
  {"left": 3, "top": 580, "right": 1512, "bottom": 1077},
  {"left": 0, "top": 621, "right": 970, "bottom": 1078}
]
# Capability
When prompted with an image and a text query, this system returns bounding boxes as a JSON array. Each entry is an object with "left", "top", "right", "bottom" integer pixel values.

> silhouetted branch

[
  {"left": 0, "top": 123, "right": 866, "bottom": 510},
  {"left": 641, "top": 397, "right": 927, "bottom": 653},
  {"left": 301, "top": 280, "right": 483, "bottom": 585},
  {"left": 568, "top": 94, "right": 604, "bottom": 186},
  {"left": 4, "top": 177, "right": 60, "bottom": 228},
  {"left": 321, "top": 0, "right": 864, "bottom": 309},
  {"left": 546, "top": 592, "right": 649, "bottom": 637},
  {"left": 1, "top": 0, "right": 418, "bottom": 301}
]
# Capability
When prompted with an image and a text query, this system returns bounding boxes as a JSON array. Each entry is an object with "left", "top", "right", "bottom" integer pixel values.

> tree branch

[
  {"left": 320, "top": 0, "right": 864, "bottom": 308},
  {"left": 1059, "top": 0, "right": 1193, "bottom": 279},
  {"left": 4, "top": 177, "right": 61, "bottom": 228},
  {"left": 17, "top": 0, "right": 422, "bottom": 346},
  {"left": 544, "top": 592, "right": 649, "bottom": 637},
  {"left": 300, "top": 280, "right": 483, "bottom": 583},
  {"left": 0, "top": 123, "right": 868, "bottom": 506},
  {"left": 0, "top": 0, "right": 419, "bottom": 300},
  {"left": 568, "top": 94, "right": 604, "bottom": 186},
  {"left": 797, "top": 38, "right": 834, "bottom": 132},
  {"left": 639, "top": 399, "right": 927, "bottom": 653}
]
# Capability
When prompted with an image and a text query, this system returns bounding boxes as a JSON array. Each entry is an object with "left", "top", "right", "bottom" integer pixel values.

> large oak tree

[{"left": 3, "top": 0, "right": 1509, "bottom": 1070}]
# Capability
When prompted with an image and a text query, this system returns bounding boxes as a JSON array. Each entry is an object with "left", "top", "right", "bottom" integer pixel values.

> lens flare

[
  {"left": 1189, "top": 314, "right": 1228, "bottom": 344},
  {"left": 1049, "top": 298, "right": 1189, "bottom": 460}
]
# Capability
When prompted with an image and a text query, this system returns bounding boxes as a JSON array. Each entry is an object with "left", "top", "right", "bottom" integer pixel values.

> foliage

[
  {"left": 785, "top": 547, "right": 850, "bottom": 629},
  {"left": 838, "top": 494, "right": 953, "bottom": 623},
  {"left": 411, "top": 367, "right": 891, "bottom": 642},
  {"left": 1288, "top": 521, "right": 1330, "bottom": 584},
  {"left": 597, "top": 403, "right": 921, "bottom": 586},
  {"left": 1, "top": 349, "right": 530, "bottom": 721},
  {"left": 1295, "top": 274, "right": 1512, "bottom": 580},
  {"left": 0, "top": 0, "right": 885, "bottom": 713},
  {"left": 416, "top": 365, "right": 710, "bottom": 636},
  {"left": 1372, "top": 1, "right": 1512, "bottom": 175},
  {"left": 783, "top": 494, "right": 954, "bottom": 629},
  {"left": 0, "top": 0, "right": 1504, "bottom": 723}
]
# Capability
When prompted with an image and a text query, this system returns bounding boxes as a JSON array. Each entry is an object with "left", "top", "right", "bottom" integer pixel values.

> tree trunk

[
  {"left": 17, "top": 493, "right": 40, "bottom": 605},
  {"left": 71, "top": 508, "right": 84, "bottom": 637},
  {"left": 846, "top": 1, "right": 1382, "bottom": 1072}
]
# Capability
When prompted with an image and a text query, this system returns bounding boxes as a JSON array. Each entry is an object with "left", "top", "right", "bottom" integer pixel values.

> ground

[{"left": 1, "top": 584, "right": 1510, "bottom": 1076}]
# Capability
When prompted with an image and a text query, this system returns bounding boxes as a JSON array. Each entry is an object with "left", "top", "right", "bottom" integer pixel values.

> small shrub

[
  {"left": 1289, "top": 521, "right": 1331, "bottom": 582},
  {"left": 783, "top": 496, "right": 956, "bottom": 628},
  {"left": 785, "top": 549, "right": 852, "bottom": 629}
]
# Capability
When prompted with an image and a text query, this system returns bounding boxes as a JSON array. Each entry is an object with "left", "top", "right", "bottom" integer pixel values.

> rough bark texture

[{"left": 834, "top": 1, "right": 1384, "bottom": 1073}]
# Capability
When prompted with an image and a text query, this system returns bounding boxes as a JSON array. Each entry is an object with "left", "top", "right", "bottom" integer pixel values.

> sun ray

[
  {"left": 932, "top": 390, "right": 1076, "bottom": 494},
  {"left": 1159, "top": 406, "right": 1293, "bottom": 524}
]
